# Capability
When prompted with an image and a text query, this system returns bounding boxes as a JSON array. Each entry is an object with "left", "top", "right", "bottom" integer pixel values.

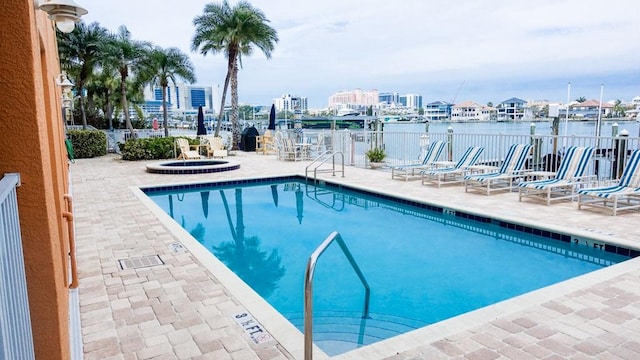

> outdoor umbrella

[
  {"left": 268, "top": 104, "right": 276, "bottom": 130},
  {"left": 197, "top": 106, "right": 207, "bottom": 136}
]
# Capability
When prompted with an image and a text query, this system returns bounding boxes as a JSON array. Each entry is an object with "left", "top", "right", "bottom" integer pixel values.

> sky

[{"left": 82, "top": 0, "right": 640, "bottom": 108}]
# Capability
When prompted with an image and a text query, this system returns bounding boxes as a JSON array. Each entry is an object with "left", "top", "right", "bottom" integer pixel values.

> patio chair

[
  {"left": 275, "top": 134, "right": 303, "bottom": 161},
  {"left": 175, "top": 138, "right": 201, "bottom": 160},
  {"left": 201, "top": 135, "right": 228, "bottom": 158},
  {"left": 518, "top": 146, "right": 594, "bottom": 205},
  {"left": 577, "top": 149, "right": 640, "bottom": 215},
  {"left": 464, "top": 143, "right": 532, "bottom": 195},
  {"left": 391, "top": 140, "right": 446, "bottom": 181},
  {"left": 256, "top": 130, "right": 276, "bottom": 155},
  {"left": 420, "top": 146, "right": 484, "bottom": 187}
]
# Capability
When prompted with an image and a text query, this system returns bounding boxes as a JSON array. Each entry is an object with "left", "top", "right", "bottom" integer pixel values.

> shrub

[
  {"left": 67, "top": 130, "right": 107, "bottom": 159},
  {"left": 121, "top": 136, "right": 194, "bottom": 161}
]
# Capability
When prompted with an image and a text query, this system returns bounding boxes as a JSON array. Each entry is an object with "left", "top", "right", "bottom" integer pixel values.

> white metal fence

[
  {"left": 298, "top": 129, "right": 639, "bottom": 183},
  {"left": 102, "top": 126, "right": 639, "bottom": 183},
  {"left": 0, "top": 173, "right": 35, "bottom": 359}
]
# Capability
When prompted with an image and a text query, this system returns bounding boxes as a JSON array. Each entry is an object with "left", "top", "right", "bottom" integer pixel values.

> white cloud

[{"left": 82, "top": 0, "right": 640, "bottom": 107}]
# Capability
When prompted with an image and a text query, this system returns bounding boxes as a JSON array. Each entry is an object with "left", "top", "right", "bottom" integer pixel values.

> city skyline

[{"left": 83, "top": 0, "right": 640, "bottom": 108}]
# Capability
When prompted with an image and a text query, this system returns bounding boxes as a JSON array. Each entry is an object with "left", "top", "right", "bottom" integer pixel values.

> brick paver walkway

[{"left": 71, "top": 152, "right": 640, "bottom": 359}]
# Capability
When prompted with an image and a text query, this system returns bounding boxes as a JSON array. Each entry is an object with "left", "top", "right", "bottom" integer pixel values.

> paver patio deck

[{"left": 71, "top": 151, "right": 640, "bottom": 360}]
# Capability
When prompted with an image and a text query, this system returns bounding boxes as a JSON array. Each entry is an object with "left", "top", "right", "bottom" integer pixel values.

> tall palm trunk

[
  {"left": 230, "top": 56, "right": 240, "bottom": 150},
  {"left": 162, "top": 85, "right": 169, "bottom": 137},
  {"left": 120, "top": 70, "right": 134, "bottom": 135},
  {"left": 76, "top": 79, "right": 87, "bottom": 129},
  {"left": 214, "top": 59, "right": 232, "bottom": 138}
]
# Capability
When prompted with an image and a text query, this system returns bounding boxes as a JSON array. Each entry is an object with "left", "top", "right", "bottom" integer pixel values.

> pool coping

[
  {"left": 145, "top": 159, "right": 241, "bottom": 174},
  {"left": 133, "top": 174, "right": 640, "bottom": 359}
]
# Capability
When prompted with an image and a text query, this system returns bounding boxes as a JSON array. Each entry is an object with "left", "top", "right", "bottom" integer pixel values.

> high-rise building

[
  {"left": 328, "top": 89, "right": 379, "bottom": 109},
  {"left": 273, "top": 94, "right": 308, "bottom": 114},
  {"left": 379, "top": 92, "right": 422, "bottom": 110},
  {"left": 403, "top": 94, "right": 423, "bottom": 109},
  {"left": 145, "top": 83, "right": 216, "bottom": 115},
  {"left": 379, "top": 92, "right": 400, "bottom": 105}
]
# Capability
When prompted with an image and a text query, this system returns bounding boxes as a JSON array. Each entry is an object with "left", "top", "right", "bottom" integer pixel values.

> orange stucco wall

[{"left": 0, "top": 1, "right": 71, "bottom": 359}]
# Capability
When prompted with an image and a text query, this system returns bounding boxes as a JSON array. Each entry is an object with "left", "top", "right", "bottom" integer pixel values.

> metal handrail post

[{"left": 304, "top": 231, "right": 370, "bottom": 360}]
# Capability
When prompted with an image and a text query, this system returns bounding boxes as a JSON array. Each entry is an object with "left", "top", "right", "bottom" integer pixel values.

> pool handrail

[
  {"left": 305, "top": 150, "right": 345, "bottom": 185},
  {"left": 304, "top": 231, "right": 370, "bottom": 360}
]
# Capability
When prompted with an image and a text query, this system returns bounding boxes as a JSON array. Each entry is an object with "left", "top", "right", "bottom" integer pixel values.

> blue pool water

[{"left": 145, "top": 178, "right": 631, "bottom": 356}]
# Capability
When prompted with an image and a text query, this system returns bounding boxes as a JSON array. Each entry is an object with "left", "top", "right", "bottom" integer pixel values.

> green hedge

[
  {"left": 120, "top": 137, "right": 197, "bottom": 161},
  {"left": 67, "top": 130, "right": 107, "bottom": 159}
]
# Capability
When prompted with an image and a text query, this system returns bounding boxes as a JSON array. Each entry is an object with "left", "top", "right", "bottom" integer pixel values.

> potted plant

[{"left": 365, "top": 147, "right": 386, "bottom": 168}]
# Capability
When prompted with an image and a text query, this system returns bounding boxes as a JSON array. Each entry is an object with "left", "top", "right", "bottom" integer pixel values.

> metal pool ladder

[
  {"left": 305, "top": 150, "right": 344, "bottom": 184},
  {"left": 304, "top": 231, "right": 370, "bottom": 360}
]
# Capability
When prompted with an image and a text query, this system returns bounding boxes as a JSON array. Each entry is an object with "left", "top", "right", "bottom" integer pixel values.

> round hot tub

[{"left": 146, "top": 159, "right": 240, "bottom": 174}]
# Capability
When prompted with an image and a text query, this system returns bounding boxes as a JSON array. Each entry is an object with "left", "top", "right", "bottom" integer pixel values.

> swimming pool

[{"left": 143, "top": 177, "right": 632, "bottom": 356}]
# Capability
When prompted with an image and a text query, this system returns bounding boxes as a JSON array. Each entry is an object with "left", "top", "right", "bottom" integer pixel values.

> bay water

[{"left": 384, "top": 119, "right": 639, "bottom": 137}]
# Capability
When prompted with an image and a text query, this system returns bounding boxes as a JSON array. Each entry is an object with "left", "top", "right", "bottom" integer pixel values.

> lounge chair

[
  {"left": 518, "top": 146, "right": 594, "bottom": 205},
  {"left": 577, "top": 149, "right": 640, "bottom": 215},
  {"left": 175, "top": 138, "right": 201, "bottom": 160},
  {"left": 464, "top": 143, "right": 532, "bottom": 195},
  {"left": 391, "top": 140, "right": 446, "bottom": 181},
  {"left": 420, "top": 146, "right": 484, "bottom": 187},
  {"left": 201, "top": 135, "right": 228, "bottom": 158}
]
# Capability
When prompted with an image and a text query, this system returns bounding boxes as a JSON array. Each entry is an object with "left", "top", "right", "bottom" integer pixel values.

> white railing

[
  {"left": 300, "top": 129, "right": 639, "bottom": 183},
  {"left": 0, "top": 173, "right": 35, "bottom": 360}
]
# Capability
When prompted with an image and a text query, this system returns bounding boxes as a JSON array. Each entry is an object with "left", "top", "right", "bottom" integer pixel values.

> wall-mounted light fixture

[
  {"left": 57, "top": 72, "right": 74, "bottom": 94},
  {"left": 57, "top": 73, "right": 74, "bottom": 122},
  {"left": 37, "top": 0, "right": 88, "bottom": 33}
]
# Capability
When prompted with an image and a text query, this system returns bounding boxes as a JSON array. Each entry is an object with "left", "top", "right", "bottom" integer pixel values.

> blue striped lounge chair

[
  {"left": 391, "top": 140, "right": 446, "bottom": 181},
  {"left": 420, "top": 146, "right": 484, "bottom": 188},
  {"left": 518, "top": 146, "right": 594, "bottom": 205},
  {"left": 464, "top": 143, "right": 532, "bottom": 195},
  {"left": 578, "top": 149, "right": 640, "bottom": 215}
]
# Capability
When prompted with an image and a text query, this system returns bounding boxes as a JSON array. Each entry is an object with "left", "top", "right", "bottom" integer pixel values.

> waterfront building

[
  {"left": 379, "top": 92, "right": 400, "bottom": 106},
  {"left": 328, "top": 88, "right": 379, "bottom": 110},
  {"left": 451, "top": 100, "right": 496, "bottom": 121},
  {"left": 402, "top": 94, "right": 423, "bottom": 110},
  {"left": 144, "top": 83, "right": 216, "bottom": 117},
  {"left": 273, "top": 94, "right": 308, "bottom": 115},
  {"left": 527, "top": 99, "right": 551, "bottom": 118},
  {"left": 496, "top": 97, "right": 528, "bottom": 121},
  {"left": 424, "top": 101, "right": 454, "bottom": 121},
  {"left": 564, "top": 99, "right": 613, "bottom": 119}
]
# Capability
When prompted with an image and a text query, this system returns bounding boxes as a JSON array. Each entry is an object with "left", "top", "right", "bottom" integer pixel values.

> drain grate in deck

[{"left": 118, "top": 255, "right": 164, "bottom": 270}]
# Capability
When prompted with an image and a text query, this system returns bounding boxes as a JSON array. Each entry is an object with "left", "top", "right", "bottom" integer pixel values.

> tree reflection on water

[{"left": 213, "top": 188, "right": 286, "bottom": 298}]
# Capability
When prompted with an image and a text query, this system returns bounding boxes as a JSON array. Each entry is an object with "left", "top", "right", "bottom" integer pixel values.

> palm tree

[
  {"left": 85, "top": 65, "right": 120, "bottom": 130},
  {"left": 612, "top": 99, "right": 626, "bottom": 118},
  {"left": 138, "top": 47, "right": 197, "bottom": 137},
  {"left": 57, "top": 21, "right": 108, "bottom": 129},
  {"left": 192, "top": 1, "right": 278, "bottom": 148},
  {"left": 103, "top": 25, "right": 152, "bottom": 135}
]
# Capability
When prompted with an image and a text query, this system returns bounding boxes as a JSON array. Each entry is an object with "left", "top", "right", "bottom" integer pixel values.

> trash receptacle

[{"left": 240, "top": 126, "right": 259, "bottom": 151}]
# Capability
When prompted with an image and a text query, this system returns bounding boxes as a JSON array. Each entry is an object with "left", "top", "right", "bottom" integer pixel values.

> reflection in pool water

[{"left": 146, "top": 178, "right": 631, "bottom": 356}]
